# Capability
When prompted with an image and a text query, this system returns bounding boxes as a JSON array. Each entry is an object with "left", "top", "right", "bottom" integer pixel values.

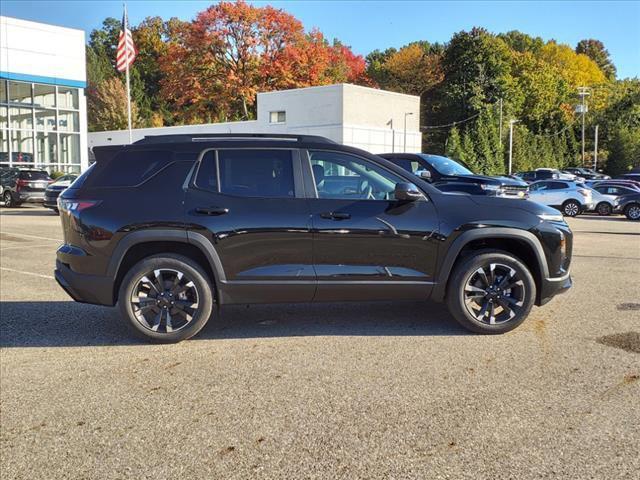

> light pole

[
  {"left": 403, "top": 112, "right": 413, "bottom": 152},
  {"left": 508, "top": 119, "right": 519, "bottom": 175},
  {"left": 593, "top": 124, "right": 599, "bottom": 170},
  {"left": 577, "top": 87, "right": 590, "bottom": 165},
  {"left": 498, "top": 98, "right": 503, "bottom": 147}
]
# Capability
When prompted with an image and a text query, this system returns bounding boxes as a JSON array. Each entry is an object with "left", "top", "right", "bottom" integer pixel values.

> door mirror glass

[
  {"left": 394, "top": 182, "right": 423, "bottom": 201},
  {"left": 418, "top": 169, "right": 432, "bottom": 180}
]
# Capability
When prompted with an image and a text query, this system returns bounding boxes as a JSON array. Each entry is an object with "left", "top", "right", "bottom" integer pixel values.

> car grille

[{"left": 501, "top": 185, "right": 529, "bottom": 198}]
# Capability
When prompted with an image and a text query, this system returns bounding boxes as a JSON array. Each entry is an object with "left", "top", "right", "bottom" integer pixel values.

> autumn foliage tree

[{"left": 88, "top": 77, "right": 140, "bottom": 131}]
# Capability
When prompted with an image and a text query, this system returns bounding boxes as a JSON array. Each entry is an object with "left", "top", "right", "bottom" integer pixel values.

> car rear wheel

[
  {"left": 118, "top": 254, "right": 214, "bottom": 343},
  {"left": 446, "top": 251, "right": 536, "bottom": 334},
  {"left": 625, "top": 203, "right": 640, "bottom": 221},
  {"left": 3, "top": 191, "right": 17, "bottom": 208},
  {"left": 596, "top": 202, "right": 612, "bottom": 216},
  {"left": 562, "top": 200, "right": 581, "bottom": 217}
]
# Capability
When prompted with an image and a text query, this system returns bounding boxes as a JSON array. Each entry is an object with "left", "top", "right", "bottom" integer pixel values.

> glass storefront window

[
  {"left": 9, "top": 81, "right": 32, "bottom": 104},
  {"left": 1, "top": 130, "right": 8, "bottom": 160},
  {"left": 58, "top": 110, "right": 79, "bottom": 132},
  {"left": 34, "top": 84, "right": 56, "bottom": 108},
  {"left": 58, "top": 87, "right": 79, "bottom": 110},
  {"left": 59, "top": 133, "right": 80, "bottom": 165},
  {"left": 9, "top": 107, "right": 33, "bottom": 129},
  {"left": 10, "top": 130, "right": 34, "bottom": 163},
  {"left": 36, "top": 132, "right": 57, "bottom": 164},
  {"left": 0, "top": 106, "right": 7, "bottom": 129},
  {"left": 0, "top": 80, "right": 6, "bottom": 104},
  {"left": 35, "top": 109, "right": 57, "bottom": 131}
]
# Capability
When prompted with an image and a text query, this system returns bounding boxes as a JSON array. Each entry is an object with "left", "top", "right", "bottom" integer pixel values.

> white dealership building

[
  {"left": 1, "top": 16, "right": 89, "bottom": 173},
  {"left": 89, "top": 84, "right": 422, "bottom": 154}
]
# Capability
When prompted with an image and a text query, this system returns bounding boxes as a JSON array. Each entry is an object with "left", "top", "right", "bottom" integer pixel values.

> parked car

[
  {"left": 44, "top": 174, "right": 78, "bottom": 213},
  {"left": 585, "top": 179, "right": 640, "bottom": 191},
  {"left": 616, "top": 173, "right": 640, "bottom": 182},
  {"left": 563, "top": 167, "right": 610, "bottom": 180},
  {"left": 527, "top": 180, "right": 594, "bottom": 217},
  {"left": 379, "top": 153, "right": 529, "bottom": 198},
  {"left": 517, "top": 170, "right": 559, "bottom": 183},
  {"left": 613, "top": 192, "right": 640, "bottom": 220},
  {"left": 537, "top": 168, "right": 584, "bottom": 182},
  {"left": 54, "top": 133, "right": 572, "bottom": 342},
  {"left": 584, "top": 187, "right": 614, "bottom": 215},
  {"left": 0, "top": 167, "right": 52, "bottom": 207},
  {"left": 592, "top": 183, "right": 640, "bottom": 200}
]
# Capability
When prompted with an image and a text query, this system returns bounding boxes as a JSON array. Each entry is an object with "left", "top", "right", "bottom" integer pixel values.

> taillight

[
  {"left": 58, "top": 198, "right": 101, "bottom": 213},
  {"left": 15, "top": 179, "right": 28, "bottom": 191}
]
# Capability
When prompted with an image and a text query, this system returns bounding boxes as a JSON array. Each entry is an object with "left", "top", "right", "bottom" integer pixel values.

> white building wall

[{"left": 88, "top": 83, "right": 421, "bottom": 155}]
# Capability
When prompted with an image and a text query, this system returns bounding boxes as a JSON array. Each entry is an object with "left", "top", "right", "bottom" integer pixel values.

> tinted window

[
  {"left": 91, "top": 150, "right": 171, "bottom": 187},
  {"left": 194, "top": 151, "right": 218, "bottom": 192},
  {"left": 389, "top": 158, "right": 423, "bottom": 174},
  {"left": 548, "top": 182, "right": 568, "bottom": 190},
  {"left": 218, "top": 149, "right": 294, "bottom": 198},
  {"left": 309, "top": 150, "right": 403, "bottom": 200},
  {"left": 18, "top": 170, "right": 49, "bottom": 181}
]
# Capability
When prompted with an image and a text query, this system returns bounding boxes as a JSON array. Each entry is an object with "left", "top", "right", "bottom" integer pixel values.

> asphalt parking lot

[{"left": 1, "top": 206, "right": 639, "bottom": 479}]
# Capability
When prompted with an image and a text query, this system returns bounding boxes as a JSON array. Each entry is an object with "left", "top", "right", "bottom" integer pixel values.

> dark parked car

[
  {"left": 613, "top": 192, "right": 640, "bottom": 220},
  {"left": 563, "top": 167, "right": 610, "bottom": 180},
  {"left": 55, "top": 134, "right": 572, "bottom": 343},
  {"left": 516, "top": 170, "right": 559, "bottom": 183},
  {"left": 0, "top": 167, "right": 52, "bottom": 207},
  {"left": 380, "top": 153, "right": 529, "bottom": 198},
  {"left": 44, "top": 174, "right": 78, "bottom": 213}
]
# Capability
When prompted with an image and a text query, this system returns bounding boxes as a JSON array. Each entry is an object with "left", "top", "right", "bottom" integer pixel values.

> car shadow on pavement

[
  {"left": 0, "top": 300, "right": 467, "bottom": 347},
  {"left": 0, "top": 209, "right": 57, "bottom": 217}
]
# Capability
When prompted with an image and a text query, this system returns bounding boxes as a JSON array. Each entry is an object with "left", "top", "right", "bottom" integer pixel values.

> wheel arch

[
  {"left": 108, "top": 230, "right": 225, "bottom": 304},
  {"left": 432, "top": 228, "right": 548, "bottom": 305}
]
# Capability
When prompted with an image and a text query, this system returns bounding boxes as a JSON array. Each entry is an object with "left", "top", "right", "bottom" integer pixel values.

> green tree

[
  {"left": 607, "top": 126, "right": 640, "bottom": 175},
  {"left": 576, "top": 39, "right": 616, "bottom": 80}
]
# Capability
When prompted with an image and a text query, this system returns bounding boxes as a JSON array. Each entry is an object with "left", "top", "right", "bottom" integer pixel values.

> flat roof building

[
  {"left": 1, "top": 16, "right": 88, "bottom": 173},
  {"left": 89, "top": 84, "right": 421, "bottom": 155}
]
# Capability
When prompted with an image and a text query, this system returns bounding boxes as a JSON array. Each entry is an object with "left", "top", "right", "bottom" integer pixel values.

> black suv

[
  {"left": 381, "top": 153, "right": 529, "bottom": 198},
  {"left": 55, "top": 134, "right": 572, "bottom": 342},
  {"left": 1, "top": 167, "right": 52, "bottom": 207}
]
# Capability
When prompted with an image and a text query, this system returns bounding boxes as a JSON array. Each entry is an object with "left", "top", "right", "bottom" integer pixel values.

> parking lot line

[
  {"left": 0, "top": 243, "right": 55, "bottom": 252},
  {"left": 0, "top": 266, "right": 55, "bottom": 280}
]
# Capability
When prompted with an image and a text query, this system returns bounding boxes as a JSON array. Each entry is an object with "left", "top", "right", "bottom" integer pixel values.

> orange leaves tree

[{"left": 160, "top": 1, "right": 367, "bottom": 123}]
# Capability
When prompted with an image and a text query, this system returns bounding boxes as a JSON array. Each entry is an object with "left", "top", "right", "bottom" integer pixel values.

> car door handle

[
  {"left": 195, "top": 207, "right": 229, "bottom": 216},
  {"left": 320, "top": 212, "right": 351, "bottom": 220}
]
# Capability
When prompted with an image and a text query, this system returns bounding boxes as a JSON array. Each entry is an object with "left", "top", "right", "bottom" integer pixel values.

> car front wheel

[
  {"left": 3, "top": 191, "right": 17, "bottom": 208},
  {"left": 625, "top": 203, "right": 640, "bottom": 221},
  {"left": 118, "top": 254, "right": 214, "bottom": 343},
  {"left": 596, "top": 202, "right": 612, "bottom": 216},
  {"left": 446, "top": 251, "right": 536, "bottom": 334},
  {"left": 562, "top": 200, "right": 581, "bottom": 217}
]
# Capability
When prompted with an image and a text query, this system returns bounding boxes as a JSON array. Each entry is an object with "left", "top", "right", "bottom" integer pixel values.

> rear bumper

[
  {"left": 44, "top": 195, "right": 59, "bottom": 209},
  {"left": 55, "top": 259, "right": 115, "bottom": 306},
  {"left": 537, "top": 271, "right": 572, "bottom": 306},
  {"left": 18, "top": 192, "right": 45, "bottom": 203}
]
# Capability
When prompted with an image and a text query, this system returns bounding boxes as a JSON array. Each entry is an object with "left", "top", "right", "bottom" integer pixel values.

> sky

[{"left": 1, "top": 0, "right": 639, "bottom": 79}]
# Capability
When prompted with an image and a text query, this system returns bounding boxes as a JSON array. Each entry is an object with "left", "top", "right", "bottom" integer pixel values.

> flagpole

[{"left": 124, "top": 3, "right": 133, "bottom": 144}]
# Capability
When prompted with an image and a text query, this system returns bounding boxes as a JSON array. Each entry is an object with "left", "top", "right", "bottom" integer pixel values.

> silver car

[{"left": 528, "top": 180, "right": 594, "bottom": 217}]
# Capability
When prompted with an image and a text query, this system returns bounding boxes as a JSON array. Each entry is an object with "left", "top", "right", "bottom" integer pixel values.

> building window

[
  {"left": 0, "top": 79, "right": 82, "bottom": 172},
  {"left": 269, "top": 111, "right": 286, "bottom": 124}
]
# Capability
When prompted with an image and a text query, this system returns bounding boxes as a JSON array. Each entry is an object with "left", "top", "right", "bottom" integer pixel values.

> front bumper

[
  {"left": 538, "top": 271, "right": 572, "bottom": 306},
  {"left": 55, "top": 259, "right": 115, "bottom": 306}
]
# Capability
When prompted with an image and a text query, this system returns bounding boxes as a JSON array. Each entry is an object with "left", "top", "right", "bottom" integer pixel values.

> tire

[
  {"left": 596, "top": 202, "right": 612, "bottom": 216},
  {"left": 3, "top": 191, "right": 17, "bottom": 208},
  {"left": 562, "top": 199, "right": 581, "bottom": 217},
  {"left": 446, "top": 250, "right": 536, "bottom": 334},
  {"left": 624, "top": 203, "right": 640, "bottom": 221},
  {"left": 118, "top": 254, "right": 214, "bottom": 343}
]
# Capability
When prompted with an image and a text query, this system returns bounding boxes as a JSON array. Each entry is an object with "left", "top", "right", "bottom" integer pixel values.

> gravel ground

[{"left": 1, "top": 206, "right": 639, "bottom": 479}]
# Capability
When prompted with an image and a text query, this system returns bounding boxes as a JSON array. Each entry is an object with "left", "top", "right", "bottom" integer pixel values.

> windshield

[
  {"left": 419, "top": 154, "right": 473, "bottom": 176},
  {"left": 18, "top": 171, "right": 50, "bottom": 181}
]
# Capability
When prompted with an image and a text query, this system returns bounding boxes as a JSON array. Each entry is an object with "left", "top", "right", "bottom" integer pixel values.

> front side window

[
  {"left": 309, "top": 150, "right": 403, "bottom": 201},
  {"left": 215, "top": 149, "right": 295, "bottom": 198}
]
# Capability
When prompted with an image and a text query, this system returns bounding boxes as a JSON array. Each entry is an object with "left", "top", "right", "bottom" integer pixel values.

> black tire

[
  {"left": 3, "top": 191, "right": 17, "bottom": 208},
  {"left": 118, "top": 254, "right": 214, "bottom": 343},
  {"left": 624, "top": 203, "right": 640, "bottom": 221},
  {"left": 596, "top": 202, "right": 612, "bottom": 216},
  {"left": 446, "top": 250, "right": 536, "bottom": 334},
  {"left": 562, "top": 199, "right": 581, "bottom": 217}
]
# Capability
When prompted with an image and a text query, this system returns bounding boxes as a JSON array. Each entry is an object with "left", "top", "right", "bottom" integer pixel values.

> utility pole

[
  {"left": 403, "top": 112, "right": 413, "bottom": 152},
  {"left": 577, "top": 87, "right": 590, "bottom": 165},
  {"left": 508, "top": 119, "right": 519, "bottom": 175},
  {"left": 498, "top": 98, "right": 503, "bottom": 147},
  {"left": 593, "top": 124, "right": 599, "bottom": 170}
]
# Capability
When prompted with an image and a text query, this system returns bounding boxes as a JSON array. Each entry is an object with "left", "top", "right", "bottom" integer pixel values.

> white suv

[{"left": 528, "top": 180, "right": 594, "bottom": 217}]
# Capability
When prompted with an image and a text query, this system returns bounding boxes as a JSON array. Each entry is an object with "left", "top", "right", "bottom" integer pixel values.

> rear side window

[
  {"left": 548, "top": 182, "right": 568, "bottom": 190},
  {"left": 19, "top": 171, "right": 49, "bottom": 181},
  {"left": 68, "top": 163, "right": 95, "bottom": 189},
  {"left": 195, "top": 149, "right": 295, "bottom": 198},
  {"left": 91, "top": 150, "right": 171, "bottom": 187}
]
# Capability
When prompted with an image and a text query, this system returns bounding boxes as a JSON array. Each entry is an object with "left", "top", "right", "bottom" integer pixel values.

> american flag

[{"left": 116, "top": 8, "right": 136, "bottom": 72}]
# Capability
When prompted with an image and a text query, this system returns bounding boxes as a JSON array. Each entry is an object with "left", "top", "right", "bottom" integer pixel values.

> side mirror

[
  {"left": 395, "top": 182, "right": 423, "bottom": 201},
  {"left": 418, "top": 170, "right": 432, "bottom": 181}
]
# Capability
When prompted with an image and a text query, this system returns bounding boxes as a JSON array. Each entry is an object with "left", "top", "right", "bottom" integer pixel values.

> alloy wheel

[
  {"left": 597, "top": 202, "right": 612, "bottom": 216},
  {"left": 463, "top": 263, "right": 526, "bottom": 325},
  {"left": 3, "top": 191, "right": 13, "bottom": 207},
  {"left": 627, "top": 205, "right": 640, "bottom": 220},
  {"left": 130, "top": 268, "right": 200, "bottom": 333},
  {"left": 564, "top": 202, "right": 579, "bottom": 217}
]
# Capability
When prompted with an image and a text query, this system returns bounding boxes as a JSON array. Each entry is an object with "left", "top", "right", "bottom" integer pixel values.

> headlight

[
  {"left": 613, "top": 198, "right": 620, "bottom": 207},
  {"left": 480, "top": 184, "right": 501, "bottom": 191},
  {"left": 538, "top": 213, "right": 565, "bottom": 222}
]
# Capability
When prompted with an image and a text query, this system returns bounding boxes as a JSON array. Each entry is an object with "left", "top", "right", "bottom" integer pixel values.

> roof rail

[{"left": 133, "top": 133, "right": 336, "bottom": 145}]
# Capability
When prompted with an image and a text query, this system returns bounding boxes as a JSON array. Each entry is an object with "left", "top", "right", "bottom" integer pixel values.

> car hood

[{"left": 469, "top": 195, "right": 562, "bottom": 218}]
